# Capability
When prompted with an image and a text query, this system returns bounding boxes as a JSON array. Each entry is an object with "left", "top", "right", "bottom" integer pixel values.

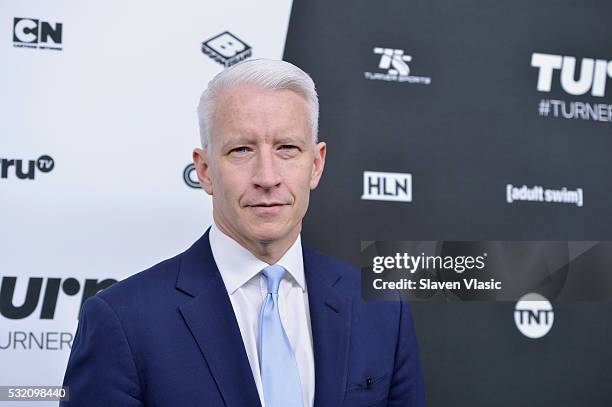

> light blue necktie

[{"left": 258, "top": 265, "right": 303, "bottom": 407}]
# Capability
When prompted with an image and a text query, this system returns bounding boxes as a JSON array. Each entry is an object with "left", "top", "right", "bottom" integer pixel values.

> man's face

[{"left": 193, "top": 85, "right": 326, "bottom": 251}]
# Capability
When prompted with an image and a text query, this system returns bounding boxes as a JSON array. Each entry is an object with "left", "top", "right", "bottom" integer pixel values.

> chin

[{"left": 247, "top": 223, "right": 293, "bottom": 244}]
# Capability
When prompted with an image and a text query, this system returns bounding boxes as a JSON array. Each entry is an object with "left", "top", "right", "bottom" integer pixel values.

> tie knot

[{"left": 262, "top": 265, "right": 286, "bottom": 294}]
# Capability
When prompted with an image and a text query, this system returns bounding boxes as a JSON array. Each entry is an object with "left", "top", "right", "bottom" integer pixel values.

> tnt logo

[
  {"left": 514, "top": 293, "right": 554, "bottom": 339},
  {"left": 374, "top": 47, "right": 412, "bottom": 76},
  {"left": 1, "top": 155, "right": 54, "bottom": 180},
  {"left": 361, "top": 171, "right": 412, "bottom": 202},
  {"left": 13, "top": 18, "right": 63, "bottom": 50},
  {"left": 201, "top": 31, "right": 251, "bottom": 67},
  {"left": 532, "top": 53, "right": 612, "bottom": 97}
]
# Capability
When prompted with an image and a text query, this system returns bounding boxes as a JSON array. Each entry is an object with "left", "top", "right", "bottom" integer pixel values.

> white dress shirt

[{"left": 209, "top": 223, "right": 315, "bottom": 407}]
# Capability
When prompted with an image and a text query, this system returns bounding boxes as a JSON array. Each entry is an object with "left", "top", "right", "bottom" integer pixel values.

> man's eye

[
  {"left": 230, "top": 146, "right": 249, "bottom": 154},
  {"left": 280, "top": 145, "right": 298, "bottom": 151}
]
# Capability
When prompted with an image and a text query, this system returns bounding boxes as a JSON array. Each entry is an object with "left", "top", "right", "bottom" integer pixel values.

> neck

[{"left": 213, "top": 218, "right": 300, "bottom": 265}]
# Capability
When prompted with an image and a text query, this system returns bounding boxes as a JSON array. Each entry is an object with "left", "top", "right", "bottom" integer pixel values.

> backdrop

[{"left": 2, "top": 0, "right": 611, "bottom": 406}]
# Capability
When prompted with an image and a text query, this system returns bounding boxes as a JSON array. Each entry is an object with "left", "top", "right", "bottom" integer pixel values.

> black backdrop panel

[{"left": 284, "top": 0, "right": 612, "bottom": 405}]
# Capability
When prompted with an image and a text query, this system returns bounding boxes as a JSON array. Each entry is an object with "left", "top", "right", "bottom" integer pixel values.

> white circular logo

[{"left": 514, "top": 293, "right": 554, "bottom": 339}]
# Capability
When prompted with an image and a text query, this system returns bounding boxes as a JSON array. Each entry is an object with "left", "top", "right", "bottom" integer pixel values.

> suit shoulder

[
  {"left": 95, "top": 253, "right": 182, "bottom": 310},
  {"left": 305, "top": 245, "right": 404, "bottom": 315},
  {"left": 304, "top": 245, "right": 361, "bottom": 292},
  {"left": 305, "top": 245, "right": 358, "bottom": 274}
]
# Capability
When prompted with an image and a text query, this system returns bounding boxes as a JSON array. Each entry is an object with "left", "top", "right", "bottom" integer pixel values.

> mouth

[
  {"left": 246, "top": 202, "right": 287, "bottom": 216},
  {"left": 250, "top": 202, "right": 285, "bottom": 207}
]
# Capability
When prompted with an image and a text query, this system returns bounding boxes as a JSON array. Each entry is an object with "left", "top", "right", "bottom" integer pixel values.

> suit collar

[
  {"left": 209, "top": 223, "right": 306, "bottom": 294},
  {"left": 176, "top": 229, "right": 262, "bottom": 407},
  {"left": 176, "top": 231, "right": 353, "bottom": 407}
]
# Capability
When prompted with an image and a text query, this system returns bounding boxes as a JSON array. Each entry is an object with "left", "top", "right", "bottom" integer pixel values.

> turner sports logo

[
  {"left": 202, "top": 31, "right": 251, "bottom": 67},
  {"left": 532, "top": 53, "right": 612, "bottom": 123},
  {"left": 364, "top": 47, "right": 432, "bottom": 85},
  {"left": 0, "top": 276, "right": 116, "bottom": 320},
  {"left": 1, "top": 155, "right": 54, "bottom": 180},
  {"left": 13, "top": 18, "right": 63, "bottom": 51}
]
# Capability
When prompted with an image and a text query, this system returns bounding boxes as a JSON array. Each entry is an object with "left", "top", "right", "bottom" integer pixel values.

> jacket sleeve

[
  {"left": 60, "top": 295, "right": 143, "bottom": 406},
  {"left": 387, "top": 300, "right": 426, "bottom": 406}
]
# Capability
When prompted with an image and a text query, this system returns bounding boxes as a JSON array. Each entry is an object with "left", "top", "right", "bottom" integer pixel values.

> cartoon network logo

[
  {"left": 362, "top": 171, "right": 412, "bottom": 202},
  {"left": 514, "top": 292, "right": 554, "bottom": 339},
  {"left": 13, "top": 17, "right": 63, "bottom": 50},
  {"left": 364, "top": 47, "right": 431, "bottom": 85},
  {"left": 531, "top": 53, "right": 612, "bottom": 97}
]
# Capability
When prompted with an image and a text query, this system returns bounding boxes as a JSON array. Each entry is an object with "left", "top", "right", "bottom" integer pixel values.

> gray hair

[{"left": 197, "top": 59, "right": 319, "bottom": 148}]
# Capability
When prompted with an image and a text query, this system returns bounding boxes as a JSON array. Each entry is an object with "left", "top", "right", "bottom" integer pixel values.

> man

[{"left": 61, "top": 59, "right": 425, "bottom": 406}]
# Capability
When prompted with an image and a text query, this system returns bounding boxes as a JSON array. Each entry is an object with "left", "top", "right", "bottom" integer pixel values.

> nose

[{"left": 252, "top": 149, "right": 282, "bottom": 189}]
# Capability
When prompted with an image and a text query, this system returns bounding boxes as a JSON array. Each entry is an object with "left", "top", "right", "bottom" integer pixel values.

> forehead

[{"left": 211, "top": 85, "right": 310, "bottom": 143}]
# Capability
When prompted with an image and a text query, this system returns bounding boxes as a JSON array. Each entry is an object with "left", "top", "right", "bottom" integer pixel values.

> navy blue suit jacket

[{"left": 61, "top": 230, "right": 424, "bottom": 406}]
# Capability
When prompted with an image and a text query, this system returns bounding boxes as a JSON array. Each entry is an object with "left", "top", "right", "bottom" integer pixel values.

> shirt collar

[{"left": 209, "top": 222, "right": 306, "bottom": 294}]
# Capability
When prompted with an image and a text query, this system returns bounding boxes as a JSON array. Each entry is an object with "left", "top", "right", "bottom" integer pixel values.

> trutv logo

[
  {"left": 532, "top": 53, "right": 612, "bottom": 97},
  {"left": 0, "top": 276, "right": 116, "bottom": 319},
  {"left": 1, "top": 155, "right": 54, "bottom": 180},
  {"left": 13, "top": 18, "right": 63, "bottom": 50}
]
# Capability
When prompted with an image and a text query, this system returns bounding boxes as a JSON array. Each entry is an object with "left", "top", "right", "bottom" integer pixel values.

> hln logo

[
  {"left": 13, "top": 18, "right": 63, "bottom": 50},
  {"left": 361, "top": 171, "right": 412, "bottom": 202},
  {"left": 531, "top": 52, "right": 612, "bottom": 97},
  {"left": 514, "top": 293, "right": 554, "bottom": 339}
]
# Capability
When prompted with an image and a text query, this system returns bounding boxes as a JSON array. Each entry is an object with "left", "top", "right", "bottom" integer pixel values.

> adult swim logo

[
  {"left": 364, "top": 47, "right": 432, "bottom": 85},
  {"left": 201, "top": 31, "right": 251, "bottom": 67},
  {"left": 514, "top": 293, "right": 554, "bottom": 339},
  {"left": 362, "top": 171, "right": 412, "bottom": 202},
  {"left": 13, "top": 18, "right": 63, "bottom": 51},
  {"left": 1, "top": 155, "right": 54, "bottom": 180},
  {"left": 506, "top": 184, "right": 583, "bottom": 207},
  {"left": 532, "top": 53, "right": 612, "bottom": 123}
]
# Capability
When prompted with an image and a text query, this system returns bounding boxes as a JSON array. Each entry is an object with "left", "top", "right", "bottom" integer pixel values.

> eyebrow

[{"left": 220, "top": 136, "right": 256, "bottom": 151}]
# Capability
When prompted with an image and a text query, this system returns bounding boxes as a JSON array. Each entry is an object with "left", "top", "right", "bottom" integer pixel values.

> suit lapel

[
  {"left": 304, "top": 245, "right": 352, "bottom": 407},
  {"left": 176, "top": 231, "right": 261, "bottom": 407}
]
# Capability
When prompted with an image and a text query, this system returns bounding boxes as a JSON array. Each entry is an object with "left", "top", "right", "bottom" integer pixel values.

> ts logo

[
  {"left": 374, "top": 47, "right": 412, "bottom": 76},
  {"left": 13, "top": 18, "right": 63, "bottom": 50},
  {"left": 201, "top": 31, "right": 251, "bottom": 67},
  {"left": 531, "top": 52, "right": 612, "bottom": 97}
]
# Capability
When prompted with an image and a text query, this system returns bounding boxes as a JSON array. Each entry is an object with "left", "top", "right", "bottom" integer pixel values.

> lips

[
  {"left": 249, "top": 202, "right": 285, "bottom": 207},
  {"left": 246, "top": 202, "right": 287, "bottom": 216}
]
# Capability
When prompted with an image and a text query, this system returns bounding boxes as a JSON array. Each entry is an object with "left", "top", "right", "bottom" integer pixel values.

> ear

[
  {"left": 193, "top": 147, "right": 213, "bottom": 195},
  {"left": 309, "top": 141, "right": 326, "bottom": 190}
]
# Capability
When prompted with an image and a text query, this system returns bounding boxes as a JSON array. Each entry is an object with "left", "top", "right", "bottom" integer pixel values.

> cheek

[{"left": 212, "top": 166, "right": 245, "bottom": 206}]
